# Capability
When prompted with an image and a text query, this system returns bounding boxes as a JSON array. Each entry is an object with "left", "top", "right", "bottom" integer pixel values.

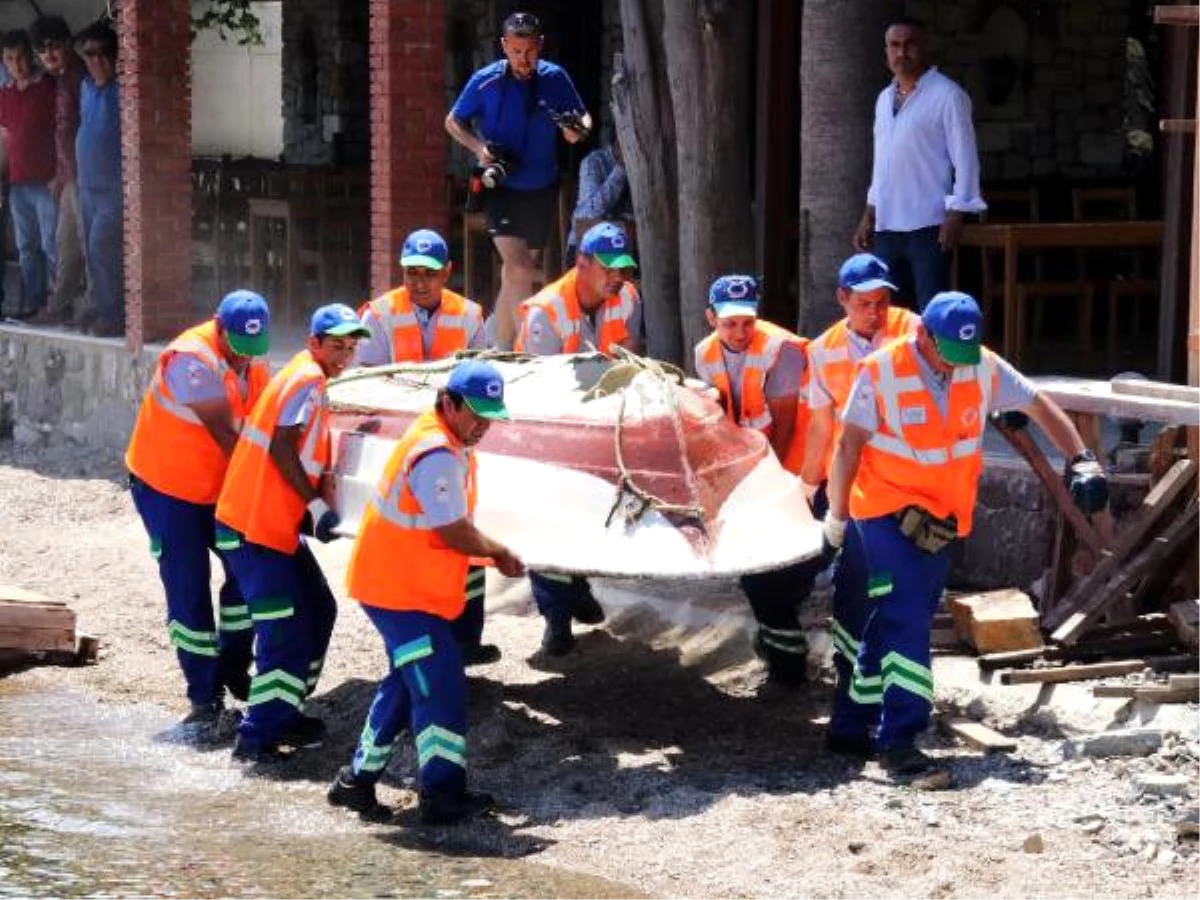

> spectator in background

[
  {"left": 851, "top": 18, "right": 986, "bottom": 309},
  {"left": 0, "top": 59, "right": 10, "bottom": 316},
  {"left": 75, "top": 22, "right": 123, "bottom": 337},
  {"left": 566, "top": 129, "right": 633, "bottom": 265},
  {"left": 0, "top": 29, "right": 58, "bottom": 320},
  {"left": 30, "top": 16, "right": 87, "bottom": 327}
]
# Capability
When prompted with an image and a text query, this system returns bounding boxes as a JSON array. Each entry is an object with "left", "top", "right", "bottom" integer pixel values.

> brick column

[
  {"left": 119, "top": 0, "right": 193, "bottom": 349},
  {"left": 369, "top": 0, "right": 448, "bottom": 297}
]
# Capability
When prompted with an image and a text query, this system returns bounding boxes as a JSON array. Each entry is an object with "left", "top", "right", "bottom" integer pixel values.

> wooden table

[{"left": 956, "top": 220, "right": 1165, "bottom": 361}]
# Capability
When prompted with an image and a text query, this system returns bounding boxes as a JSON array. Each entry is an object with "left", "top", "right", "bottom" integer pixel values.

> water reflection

[{"left": 0, "top": 682, "right": 636, "bottom": 899}]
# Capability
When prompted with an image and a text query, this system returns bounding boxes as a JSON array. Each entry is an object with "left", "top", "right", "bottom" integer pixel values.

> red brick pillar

[
  {"left": 369, "top": 0, "right": 449, "bottom": 297},
  {"left": 119, "top": 0, "right": 193, "bottom": 349}
]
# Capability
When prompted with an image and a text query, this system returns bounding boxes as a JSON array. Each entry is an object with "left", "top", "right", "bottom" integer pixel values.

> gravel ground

[{"left": 1, "top": 440, "right": 1197, "bottom": 899}]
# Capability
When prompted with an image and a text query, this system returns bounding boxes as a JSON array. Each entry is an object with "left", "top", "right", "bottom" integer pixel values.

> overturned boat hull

[{"left": 328, "top": 354, "right": 821, "bottom": 579}]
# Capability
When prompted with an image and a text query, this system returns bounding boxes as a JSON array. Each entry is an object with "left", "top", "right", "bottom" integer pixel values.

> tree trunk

[
  {"left": 663, "top": 0, "right": 756, "bottom": 358},
  {"left": 613, "top": 0, "right": 682, "bottom": 363},
  {"left": 797, "top": 1, "right": 899, "bottom": 334}
]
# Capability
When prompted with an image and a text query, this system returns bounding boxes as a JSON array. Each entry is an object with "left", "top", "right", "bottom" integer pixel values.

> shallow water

[{"left": 0, "top": 682, "right": 637, "bottom": 899}]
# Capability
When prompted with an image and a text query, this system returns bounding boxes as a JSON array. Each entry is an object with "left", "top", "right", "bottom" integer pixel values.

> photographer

[{"left": 445, "top": 11, "right": 591, "bottom": 350}]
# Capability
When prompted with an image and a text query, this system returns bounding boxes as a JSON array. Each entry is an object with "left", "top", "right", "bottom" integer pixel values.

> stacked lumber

[{"left": 0, "top": 585, "right": 96, "bottom": 672}]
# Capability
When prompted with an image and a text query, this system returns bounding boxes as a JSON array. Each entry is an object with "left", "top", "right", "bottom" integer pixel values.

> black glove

[
  {"left": 1067, "top": 450, "right": 1109, "bottom": 515},
  {"left": 306, "top": 498, "right": 342, "bottom": 543}
]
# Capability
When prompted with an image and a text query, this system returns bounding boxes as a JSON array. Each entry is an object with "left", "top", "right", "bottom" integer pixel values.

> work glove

[
  {"left": 820, "top": 513, "right": 847, "bottom": 567},
  {"left": 306, "top": 498, "right": 342, "bottom": 543},
  {"left": 991, "top": 409, "right": 1030, "bottom": 430},
  {"left": 1066, "top": 450, "right": 1109, "bottom": 515}
]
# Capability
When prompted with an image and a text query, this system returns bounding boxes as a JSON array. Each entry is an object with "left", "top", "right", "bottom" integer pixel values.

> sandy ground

[{"left": 1, "top": 440, "right": 1198, "bottom": 899}]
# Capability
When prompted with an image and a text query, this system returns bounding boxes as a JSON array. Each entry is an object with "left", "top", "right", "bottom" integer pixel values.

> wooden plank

[
  {"left": 1000, "top": 659, "right": 1148, "bottom": 685},
  {"left": 1167, "top": 598, "right": 1199, "bottom": 649},
  {"left": 978, "top": 647, "right": 1048, "bottom": 670},
  {"left": 1154, "top": 5, "right": 1200, "bottom": 26},
  {"left": 1093, "top": 684, "right": 1140, "bottom": 698},
  {"left": 0, "top": 605, "right": 76, "bottom": 631},
  {"left": 0, "top": 625, "right": 77, "bottom": 654},
  {"left": 1160, "top": 118, "right": 1198, "bottom": 134},
  {"left": 1043, "top": 459, "right": 1197, "bottom": 632},
  {"left": 1167, "top": 673, "right": 1200, "bottom": 690},
  {"left": 946, "top": 589, "right": 1043, "bottom": 653},
  {"left": 940, "top": 716, "right": 1018, "bottom": 752},
  {"left": 1030, "top": 377, "right": 1200, "bottom": 428},
  {"left": 1053, "top": 499, "right": 1200, "bottom": 644},
  {"left": 0, "top": 585, "right": 65, "bottom": 606},
  {"left": 1112, "top": 379, "right": 1200, "bottom": 405},
  {"left": 1132, "top": 685, "right": 1200, "bottom": 703}
]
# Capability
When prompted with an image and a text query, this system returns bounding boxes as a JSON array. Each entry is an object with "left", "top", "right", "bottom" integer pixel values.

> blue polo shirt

[{"left": 450, "top": 59, "right": 585, "bottom": 191}]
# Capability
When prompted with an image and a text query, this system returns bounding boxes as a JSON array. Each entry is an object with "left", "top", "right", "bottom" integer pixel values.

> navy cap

[
  {"left": 310, "top": 303, "right": 370, "bottom": 339},
  {"left": 579, "top": 222, "right": 637, "bottom": 269},
  {"left": 838, "top": 253, "right": 898, "bottom": 293},
  {"left": 922, "top": 291, "right": 983, "bottom": 366},
  {"left": 216, "top": 289, "right": 270, "bottom": 357},
  {"left": 708, "top": 274, "right": 760, "bottom": 319},
  {"left": 400, "top": 229, "right": 449, "bottom": 270},
  {"left": 446, "top": 360, "right": 510, "bottom": 421}
]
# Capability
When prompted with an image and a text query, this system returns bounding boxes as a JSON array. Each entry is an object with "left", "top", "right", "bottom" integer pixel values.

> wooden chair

[
  {"left": 1014, "top": 280, "right": 1098, "bottom": 372},
  {"left": 977, "top": 187, "right": 1042, "bottom": 328}
]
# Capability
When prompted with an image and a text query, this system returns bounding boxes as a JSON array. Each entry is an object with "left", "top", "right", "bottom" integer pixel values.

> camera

[
  {"left": 540, "top": 103, "right": 590, "bottom": 141},
  {"left": 466, "top": 144, "right": 517, "bottom": 212}
]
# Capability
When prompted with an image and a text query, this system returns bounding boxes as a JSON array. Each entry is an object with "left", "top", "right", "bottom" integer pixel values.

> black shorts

[{"left": 483, "top": 185, "right": 557, "bottom": 248}]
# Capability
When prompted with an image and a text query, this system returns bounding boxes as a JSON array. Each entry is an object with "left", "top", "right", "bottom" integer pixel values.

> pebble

[
  {"left": 1067, "top": 729, "right": 1164, "bottom": 760},
  {"left": 1023, "top": 833, "right": 1044, "bottom": 853},
  {"left": 1074, "top": 815, "right": 1106, "bottom": 835},
  {"left": 1133, "top": 774, "right": 1191, "bottom": 797},
  {"left": 1156, "top": 849, "right": 1178, "bottom": 866}
]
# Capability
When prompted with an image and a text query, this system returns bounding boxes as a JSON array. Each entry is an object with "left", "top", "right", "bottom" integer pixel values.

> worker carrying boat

[
  {"left": 356, "top": 227, "right": 498, "bottom": 667},
  {"left": 328, "top": 359, "right": 524, "bottom": 825},
  {"left": 514, "top": 221, "right": 642, "bottom": 356},
  {"left": 822, "top": 290, "right": 1108, "bottom": 777},
  {"left": 125, "top": 289, "right": 272, "bottom": 740},
  {"left": 693, "top": 274, "right": 816, "bottom": 685},
  {"left": 798, "top": 253, "right": 918, "bottom": 754},
  {"left": 215, "top": 303, "right": 370, "bottom": 763},
  {"left": 514, "top": 220, "right": 641, "bottom": 654}
]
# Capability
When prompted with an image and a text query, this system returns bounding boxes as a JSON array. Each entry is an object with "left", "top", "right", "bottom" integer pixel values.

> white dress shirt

[{"left": 867, "top": 67, "right": 987, "bottom": 232}]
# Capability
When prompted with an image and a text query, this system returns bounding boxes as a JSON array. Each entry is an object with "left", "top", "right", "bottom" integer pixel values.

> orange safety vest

[
  {"left": 125, "top": 320, "right": 270, "bottom": 504},
  {"left": 515, "top": 269, "right": 630, "bottom": 355},
  {"left": 215, "top": 350, "right": 330, "bottom": 553},
  {"left": 808, "top": 306, "right": 918, "bottom": 480},
  {"left": 346, "top": 409, "right": 478, "bottom": 618},
  {"left": 359, "top": 287, "right": 484, "bottom": 362},
  {"left": 849, "top": 338, "right": 998, "bottom": 536},
  {"left": 694, "top": 320, "right": 810, "bottom": 474}
]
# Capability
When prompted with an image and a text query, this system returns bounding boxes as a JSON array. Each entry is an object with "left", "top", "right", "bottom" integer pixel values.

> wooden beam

[
  {"left": 1000, "top": 659, "right": 1149, "bottom": 685},
  {"left": 1160, "top": 118, "right": 1198, "bottom": 134},
  {"left": 1154, "top": 6, "right": 1200, "bottom": 26},
  {"left": 939, "top": 717, "right": 1018, "bottom": 752},
  {"left": 1112, "top": 378, "right": 1200, "bottom": 404},
  {"left": 1042, "top": 458, "right": 1197, "bottom": 632}
]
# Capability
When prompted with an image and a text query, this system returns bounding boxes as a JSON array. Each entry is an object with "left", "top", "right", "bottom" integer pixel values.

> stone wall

[
  {"left": 0, "top": 328, "right": 157, "bottom": 454},
  {"left": 908, "top": 0, "right": 1132, "bottom": 182},
  {"left": 281, "top": 0, "right": 369, "bottom": 166}
]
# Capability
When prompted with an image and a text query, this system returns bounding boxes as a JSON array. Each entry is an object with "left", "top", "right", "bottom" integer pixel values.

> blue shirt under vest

[{"left": 450, "top": 59, "right": 585, "bottom": 191}]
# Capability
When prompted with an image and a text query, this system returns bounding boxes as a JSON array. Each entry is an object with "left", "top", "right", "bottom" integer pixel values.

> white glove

[
  {"left": 307, "top": 497, "right": 331, "bottom": 521},
  {"left": 822, "top": 513, "right": 847, "bottom": 550},
  {"left": 800, "top": 480, "right": 820, "bottom": 503}
]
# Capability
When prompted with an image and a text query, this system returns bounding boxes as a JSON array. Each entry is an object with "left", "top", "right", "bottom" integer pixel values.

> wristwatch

[{"left": 1069, "top": 449, "right": 1098, "bottom": 467}]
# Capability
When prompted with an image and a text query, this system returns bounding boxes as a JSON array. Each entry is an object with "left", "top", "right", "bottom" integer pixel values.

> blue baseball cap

[
  {"left": 838, "top": 253, "right": 898, "bottom": 293},
  {"left": 579, "top": 222, "right": 637, "bottom": 269},
  {"left": 446, "top": 360, "right": 510, "bottom": 421},
  {"left": 215, "top": 289, "right": 270, "bottom": 357},
  {"left": 922, "top": 291, "right": 983, "bottom": 366},
  {"left": 310, "top": 303, "right": 370, "bottom": 339},
  {"left": 708, "top": 274, "right": 760, "bottom": 319},
  {"left": 400, "top": 229, "right": 449, "bottom": 270}
]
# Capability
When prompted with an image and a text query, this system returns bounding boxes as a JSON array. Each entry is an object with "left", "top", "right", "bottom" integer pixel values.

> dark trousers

[
  {"left": 873, "top": 226, "right": 949, "bottom": 310},
  {"left": 129, "top": 476, "right": 252, "bottom": 708}
]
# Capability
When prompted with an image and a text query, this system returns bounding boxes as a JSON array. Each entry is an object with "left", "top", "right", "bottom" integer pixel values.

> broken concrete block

[
  {"left": 1066, "top": 728, "right": 1165, "bottom": 759},
  {"left": 1167, "top": 599, "right": 1198, "bottom": 651},
  {"left": 946, "top": 589, "right": 1043, "bottom": 654}
]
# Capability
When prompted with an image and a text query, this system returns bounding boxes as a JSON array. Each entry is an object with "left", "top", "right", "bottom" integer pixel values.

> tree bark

[
  {"left": 663, "top": 0, "right": 756, "bottom": 357},
  {"left": 797, "top": 0, "right": 899, "bottom": 334},
  {"left": 613, "top": 0, "right": 682, "bottom": 363}
]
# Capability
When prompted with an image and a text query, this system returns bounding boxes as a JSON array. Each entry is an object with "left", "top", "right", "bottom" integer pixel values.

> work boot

[
  {"left": 571, "top": 588, "right": 606, "bottom": 625},
  {"left": 541, "top": 618, "right": 575, "bottom": 657},
  {"left": 180, "top": 701, "right": 223, "bottom": 729},
  {"left": 461, "top": 643, "right": 502, "bottom": 667},
  {"left": 418, "top": 788, "right": 496, "bottom": 825},
  {"left": 825, "top": 731, "right": 876, "bottom": 760},
  {"left": 880, "top": 744, "right": 939, "bottom": 777},
  {"left": 279, "top": 712, "right": 326, "bottom": 749},
  {"left": 223, "top": 670, "right": 251, "bottom": 703},
  {"left": 328, "top": 766, "right": 393, "bottom": 822},
  {"left": 231, "top": 736, "right": 291, "bottom": 764}
]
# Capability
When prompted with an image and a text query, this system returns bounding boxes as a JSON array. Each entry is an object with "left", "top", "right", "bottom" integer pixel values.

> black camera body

[{"left": 466, "top": 144, "right": 518, "bottom": 212}]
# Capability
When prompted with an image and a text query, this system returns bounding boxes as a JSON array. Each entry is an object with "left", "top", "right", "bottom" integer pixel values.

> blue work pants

[
  {"left": 828, "top": 521, "right": 876, "bottom": 739},
  {"left": 350, "top": 607, "right": 468, "bottom": 799},
  {"left": 129, "top": 476, "right": 252, "bottom": 707}
]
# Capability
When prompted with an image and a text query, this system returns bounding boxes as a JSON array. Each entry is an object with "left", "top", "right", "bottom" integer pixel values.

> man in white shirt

[{"left": 851, "top": 17, "right": 987, "bottom": 310}]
